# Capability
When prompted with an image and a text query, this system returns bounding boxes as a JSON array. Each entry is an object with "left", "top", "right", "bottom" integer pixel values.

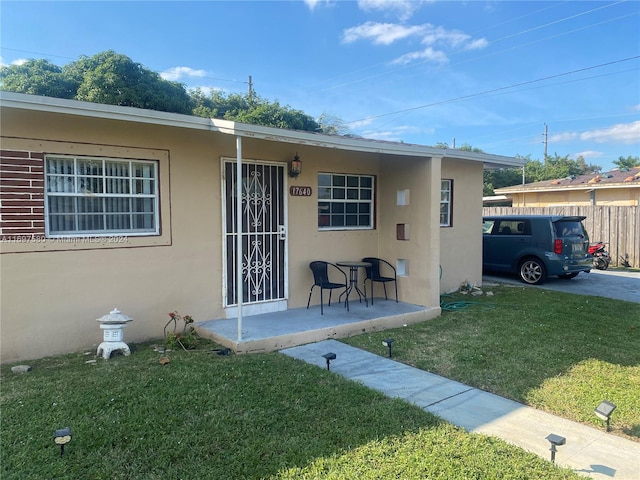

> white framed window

[
  {"left": 318, "top": 173, "right": 374, "bottom": 229},
  {"left": 45, "top": 155, "right": 159, "bottom": 237},
  {"left": 440, "top": 179, "right": 453, "bottom": 227}
]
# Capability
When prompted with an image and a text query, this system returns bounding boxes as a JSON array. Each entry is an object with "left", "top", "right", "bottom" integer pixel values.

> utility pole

[
  {"left": 248, "top": 76, "right": 254, "bottom": 100},
  {"left": 543, "top": 123, "right": 548, "bottom": 164}
]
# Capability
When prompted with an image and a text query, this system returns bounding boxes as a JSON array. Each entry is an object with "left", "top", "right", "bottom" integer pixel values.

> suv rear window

[
  {"left": 554, "top": 220, "right": 586, "bottom": 237},
  {"left": 486, "top": 219, "right": 530, "bottom": 235}
]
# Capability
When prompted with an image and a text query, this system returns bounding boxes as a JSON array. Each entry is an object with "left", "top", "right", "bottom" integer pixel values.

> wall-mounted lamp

[
  {"left": 53, "top": 427, "right": 72, "bottom": 455},
  {"left": 545, "top": 433, "right": 565, "bottom": 463},
  {"left": 322, "top": 352, "right": 336, "bottom": 371},
  {"left": 382, "top": 338, "right": 395, "bottom": 358},
  {"left": 595, "top": 400, "right": 617, "bottom": 432},
  {"left": 289, "top": 153, "right": 302, "bottom": 178}
]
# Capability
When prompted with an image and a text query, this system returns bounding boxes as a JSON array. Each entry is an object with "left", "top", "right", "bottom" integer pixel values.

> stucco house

[
  {"left": 0, "top": 92, "right": 524, "bottom": 362},
  {"left": 494, "top": 168, "right": 640, "bottom": 207}
]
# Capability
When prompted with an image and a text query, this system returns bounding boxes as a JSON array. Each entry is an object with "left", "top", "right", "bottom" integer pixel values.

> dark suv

[{"left": 483, "top": 215, "right": 592, "bottom": 284}]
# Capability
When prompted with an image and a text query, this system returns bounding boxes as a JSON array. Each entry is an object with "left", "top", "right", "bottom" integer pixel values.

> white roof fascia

[{"left": 1, "top": 92, "right": 523, "bottom": 167}]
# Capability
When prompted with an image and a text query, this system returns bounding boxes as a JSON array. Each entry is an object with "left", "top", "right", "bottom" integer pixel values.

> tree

[
  {"left": 190, "top": 89, "right": 321, "bottom": 131},
  {"left": 613, "top": 156, "right": 640, "bottom": 169},
  {"left": 0, "top": 59, "right": 77, "bottom": 98},
  {"left": 482, "top": 153, "right": 601, "bottom": 196},
  {"left": 67, "top": 51, "right": 192, "bottom": 114},
  {"left": 317, "top": 112, "right": 349, "bottom": 135}
]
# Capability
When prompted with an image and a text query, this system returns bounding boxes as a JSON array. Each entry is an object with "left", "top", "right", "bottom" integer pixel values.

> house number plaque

[{"left": 289, "top": 186, "right": 312, "bottom": 196}]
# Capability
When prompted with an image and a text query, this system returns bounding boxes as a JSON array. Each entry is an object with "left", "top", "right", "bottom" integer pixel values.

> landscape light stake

[
  {"left": 322, "top": 352, "right": 336, "bottom": 371},
  {"left": 53, "top": 427, "right": 72, "bottom": 456},
  {"left": 594, "top": 400, "right": 617, "bottom": 432},
  {"left": 545, "top": 433, "right": 565, "bottom": 463},
  {"left": 382, "top": 338, "right": 394, "bottom": 358}
]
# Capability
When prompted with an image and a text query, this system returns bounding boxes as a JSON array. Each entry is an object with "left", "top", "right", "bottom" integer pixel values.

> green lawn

[
  {"left": 2, "top": 285, "right": 637, "bottom": 479},
  {"left": 344, "top": 285, "right": 640, "bottom": 440},
  {"left": 3, "top": 340, "right": 580, "bottom": 479}
]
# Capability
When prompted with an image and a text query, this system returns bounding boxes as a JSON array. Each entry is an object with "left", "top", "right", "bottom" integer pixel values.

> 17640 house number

[{"left": 289, "top": 186, "right": 312, "bottom": 196}]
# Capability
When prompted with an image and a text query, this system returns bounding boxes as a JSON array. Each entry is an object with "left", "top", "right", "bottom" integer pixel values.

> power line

[
  {"left": 344, "top": 56, "right": 640, "bottom": 125},
  {"left": 314, "top": 1, "right": 635, "bottom": 92}
]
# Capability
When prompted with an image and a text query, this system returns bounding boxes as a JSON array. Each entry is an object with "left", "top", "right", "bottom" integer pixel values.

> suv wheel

[{"left": 519, "top": 258, "right": 546, "bottom": 285}]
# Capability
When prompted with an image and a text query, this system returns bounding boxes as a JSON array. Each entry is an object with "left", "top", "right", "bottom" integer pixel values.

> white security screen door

[{"left": 223, "top": 161, "right": 287, "bottom": 310}]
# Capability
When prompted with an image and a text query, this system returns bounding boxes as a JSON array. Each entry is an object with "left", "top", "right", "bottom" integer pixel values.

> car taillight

[{"left": 554, "top": 239, "right": 563, "bottom": 254}]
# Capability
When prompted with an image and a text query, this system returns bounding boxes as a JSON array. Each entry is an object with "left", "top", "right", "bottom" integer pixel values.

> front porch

[{"left": 195, "top": 299, "right": 440, "bottom": 354}]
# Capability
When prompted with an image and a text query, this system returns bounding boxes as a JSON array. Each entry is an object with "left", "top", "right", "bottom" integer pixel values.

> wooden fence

[{"left": 482, "top": 206, "right": 640, "bottom": 269}]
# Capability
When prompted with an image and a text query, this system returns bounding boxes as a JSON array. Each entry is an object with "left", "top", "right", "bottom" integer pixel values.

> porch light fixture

[
  {"left": 288, "top": 153, "right": 302, "bottom": 178},
  {"left": 545, "top": 433, "right": 565, "bottom": 463},
  {"left": 53, "top": 427, "right": 72, "bottom": 455},
  {"left": 322, "top": 352, "right": 336, "bottom": 371},
  {"left": 382, "top": 338, "right": 394, "bottom": 358},
  {"left": 595, "top": 400, "right": 617, "bottom": 432}
]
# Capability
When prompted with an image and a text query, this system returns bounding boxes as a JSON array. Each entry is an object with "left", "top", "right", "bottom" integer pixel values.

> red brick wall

[{"left": 0, "top": 150, "right": 46, "bottom": 239}]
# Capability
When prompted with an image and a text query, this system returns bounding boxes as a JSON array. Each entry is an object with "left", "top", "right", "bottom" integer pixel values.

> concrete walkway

[{"left": 281, "top": 340, "right": 640, "bottom": 479}]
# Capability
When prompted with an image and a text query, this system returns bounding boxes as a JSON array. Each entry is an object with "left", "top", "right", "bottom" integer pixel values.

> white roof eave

[{"left": 1, "top": 92, "right": 523, "bottom": 167}]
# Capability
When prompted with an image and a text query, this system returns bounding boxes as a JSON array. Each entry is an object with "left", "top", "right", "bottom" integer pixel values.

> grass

[
  {"left": 343, "top": 285, "right": 640, "bottom": 440},
  {"left": 1, "top": 341, "right": 582, "bottom": 479},
  {"left": 2, "top": 286, "right": 638, "bottom": 478}
]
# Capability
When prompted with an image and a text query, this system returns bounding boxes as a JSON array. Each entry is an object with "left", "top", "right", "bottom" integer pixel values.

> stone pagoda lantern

[{"left": 96, "top": 308, "right": 133, "bottom": 359}]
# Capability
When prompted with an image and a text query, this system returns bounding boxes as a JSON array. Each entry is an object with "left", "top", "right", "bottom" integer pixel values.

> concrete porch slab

[{"left": 195, "top": 299, "right": 438, "bottom": 354}]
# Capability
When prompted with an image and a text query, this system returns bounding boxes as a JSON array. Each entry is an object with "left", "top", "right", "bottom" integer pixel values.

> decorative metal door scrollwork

[{"left": 224, "top": 162, "right": 285, "bottom": 306}]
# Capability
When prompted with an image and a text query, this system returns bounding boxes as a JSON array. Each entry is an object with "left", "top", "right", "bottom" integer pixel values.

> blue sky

[{"left": 1, "top": 0, "right": 639, "bottom": 171}]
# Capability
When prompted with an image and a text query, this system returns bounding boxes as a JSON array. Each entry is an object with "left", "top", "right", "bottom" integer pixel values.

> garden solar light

[
  {"left": 382, "top": 338, "right": 394, "bottom": 358},
  {"left": 53, "top": 427, "right": 72, "bottom": 455},
  {"left": 322, "top": 352, "right": 336, "bottom": 371},
  {"left": 545, "top": 433, "right": 565, "bottom": 463},
  {"left": 594, "top": 400, "right": 617, "bottom": 432}
]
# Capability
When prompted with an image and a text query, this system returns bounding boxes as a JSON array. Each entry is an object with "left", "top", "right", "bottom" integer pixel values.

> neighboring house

[
  {"left": 494, "top": 168, "right": 640, "bottom": 207},
  {"left": 0, "top": 92, "right": 523, "bottom": 362}
]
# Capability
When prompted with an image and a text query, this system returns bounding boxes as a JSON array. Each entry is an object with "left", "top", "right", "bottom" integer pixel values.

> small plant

[{"left": 164, "top": 311, "right": 199, "bottom": 351}]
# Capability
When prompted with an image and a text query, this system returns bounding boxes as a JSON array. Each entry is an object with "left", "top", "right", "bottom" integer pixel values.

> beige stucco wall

[
  {"left": 440, "top": 159, "right": 484, "bottom": 293},
  {"left": 511, "top": 188, "right": 640, "bottom": 207},
  {"left": 3, "top": 107, "right": 469, "bottom": 362}
]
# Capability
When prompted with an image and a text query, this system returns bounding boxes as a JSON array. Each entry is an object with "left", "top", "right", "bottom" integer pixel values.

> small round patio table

[{"left": 337, "top": 261, "right": 371, "bottom": 307}]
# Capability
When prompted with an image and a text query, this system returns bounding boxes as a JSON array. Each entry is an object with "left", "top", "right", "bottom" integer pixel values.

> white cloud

[
  {"left": 549, "top": 132, "right": 579, "bottom": 143},
  {"left": 392, "top": 47, "right": 448, "bottom": 65},
  {"left": 580, "top": 121, "right": 640, "bottom": 144},
  {"left": 343, "top": 22, "right": 487, "bottom": 65},
  {"left": 550, "top": 121, "right": 640, "bottom": 145},
  {"left": 357, "top": 0, "right": 430, "bottom": 21},
  {"left": 304, "top": 0, "right": 335, "bottom": 11},
  {"left": 0, "top": 57, "right": 28, "bottom": 67},
  {"left": 574, "top": 150, "right": 604, "bottom": 159},
  {"left": 343, "top": 22, "right": 427, "bottom": 45},
  {"left": 160, "top": 66, "right": 207, "bottom": 82}
]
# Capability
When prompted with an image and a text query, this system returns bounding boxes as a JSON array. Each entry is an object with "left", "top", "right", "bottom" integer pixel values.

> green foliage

[
  {"left": 613, "top": 155, "right": 640, "bottom": 169},
  {"left": 68, "top": 51, "right": 192, "bottom": 114},
  {"left": 0, "top": 59, "right": 77, "bottom": 98},
  {"left": 483, "top": 153, "right": 602, "bottom": 195},
  {"left": 317, "top": 112, "right": 350, "bottom": 135},
  {"left": 191, "top": 89, "right": 321, "bottom": 131},
  {"left": 163, "top": 311, "right": 199, "bottom": 350}
]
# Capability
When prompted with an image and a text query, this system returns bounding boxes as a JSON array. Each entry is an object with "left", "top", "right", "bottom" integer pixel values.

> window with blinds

[{"left": 45, "top": 155, "right": 159, "bottom": 236}]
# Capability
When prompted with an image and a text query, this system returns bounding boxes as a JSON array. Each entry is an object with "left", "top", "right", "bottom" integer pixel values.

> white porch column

[
  {"left": 236, "top": 136, "right": 243, "bottom": 341},
  {"left": 428, "top": 156, "right": 442, "bottom": 307}
]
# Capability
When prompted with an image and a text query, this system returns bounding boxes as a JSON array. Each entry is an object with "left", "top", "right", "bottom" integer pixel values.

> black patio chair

[
  {"left": 362, "top": 257, "right": 398, "bottom": 305},
  {"left": 307, "top": 261, "right": 349, "bottom": 315}
]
